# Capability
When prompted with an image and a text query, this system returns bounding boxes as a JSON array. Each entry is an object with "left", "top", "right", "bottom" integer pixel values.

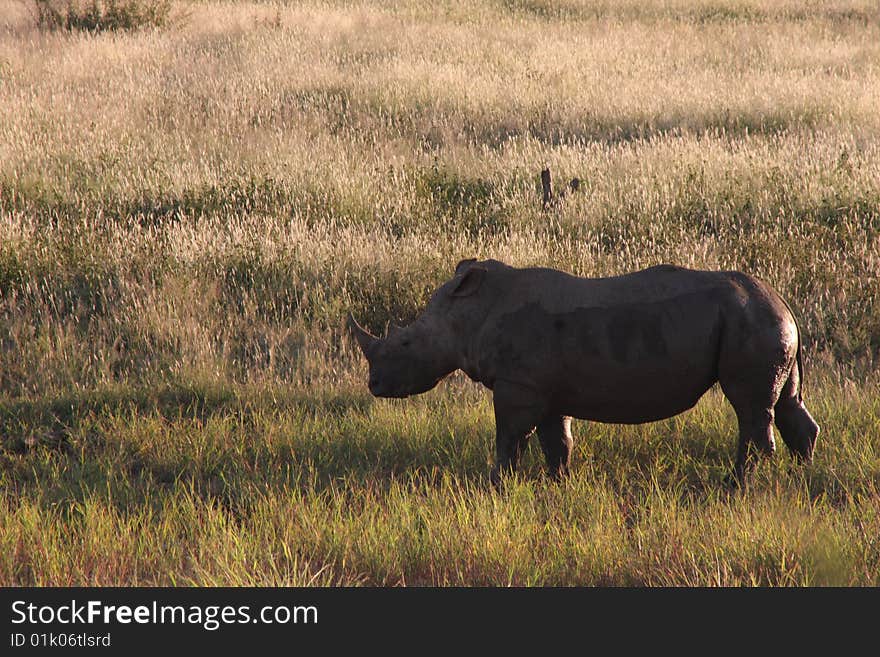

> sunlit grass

[{"left": 1, "top": 378, "right": 878, "bottom": 585}]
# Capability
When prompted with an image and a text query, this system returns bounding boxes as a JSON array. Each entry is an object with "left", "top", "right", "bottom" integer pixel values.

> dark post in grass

[
  {"left": 541, "top": 167, "right": 581, "bottom": 210},
  {"left": 541, "top": 168, "right": 553, "bottom": 209}
]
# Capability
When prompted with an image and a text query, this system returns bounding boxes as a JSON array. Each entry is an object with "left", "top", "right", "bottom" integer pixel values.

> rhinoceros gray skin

[{"left": 349, "top": 259, "right": 820, "bottom": 486}]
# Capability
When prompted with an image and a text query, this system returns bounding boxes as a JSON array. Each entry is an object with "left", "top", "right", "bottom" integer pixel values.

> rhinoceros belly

[{"left": 488, "top": 294, "right": 724, "bottom": 424}]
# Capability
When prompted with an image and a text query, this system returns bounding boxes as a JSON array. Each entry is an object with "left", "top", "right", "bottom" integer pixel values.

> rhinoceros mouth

[
  {"left": 368, "top": 381, "right": 409, "bottom": 398},
  {"left": 373, "top": 390, "right": 409, "bottom": 399},
  {"left": 369, "top": 368, "right": 450, "bottom": 398}
]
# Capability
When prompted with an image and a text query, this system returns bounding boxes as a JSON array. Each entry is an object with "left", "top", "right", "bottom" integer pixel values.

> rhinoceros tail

[
  {"left": 795, "top": 331, "right": 804, "bottom": 403},
  {"left": 777, "top": 292, "right": 805, "bottom": 403}
]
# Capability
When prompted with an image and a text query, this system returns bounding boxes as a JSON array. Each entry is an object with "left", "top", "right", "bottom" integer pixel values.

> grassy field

[{"left": 1, "top": 0, "right": 879, "bottom": 585}]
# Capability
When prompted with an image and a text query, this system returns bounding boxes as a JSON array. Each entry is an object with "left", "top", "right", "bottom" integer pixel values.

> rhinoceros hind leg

[
  {"left": 536, "top": 415, "right": 573, "bottom": 480},
  {"left": 719, "top": 344, "right": 791, "bottom": 485},
  {"left": 729, "top": 407, "right": 776, "bottom": 486},
  {"left": 775, "top": 398, "right": 819, "bottom": 463}
]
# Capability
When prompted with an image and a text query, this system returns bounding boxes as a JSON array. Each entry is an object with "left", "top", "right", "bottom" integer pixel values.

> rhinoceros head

[{"left": 349, "top": 259, "right": 487, "bottom": 398}]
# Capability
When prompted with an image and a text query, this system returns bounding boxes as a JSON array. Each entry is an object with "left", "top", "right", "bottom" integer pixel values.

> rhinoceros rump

[{"left": 350, "top": 259, "right": 820, "bottom": 486}]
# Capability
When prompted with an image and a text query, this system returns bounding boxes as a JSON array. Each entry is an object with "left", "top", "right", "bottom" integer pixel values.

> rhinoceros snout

[
  {"left": 368, "top": 376, "right": 410, "bottom": 399},
  {"left": 368, "top": 375, "right": 393, "bottom": 397}
]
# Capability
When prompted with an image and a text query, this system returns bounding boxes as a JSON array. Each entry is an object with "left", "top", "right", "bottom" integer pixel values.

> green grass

[
  {"left": 1, "top": 0, "right": 879, "bottom": 585},
  {"left": 2, "top": 379, "right": 879, "bottom": 585},
  {"left": 29, "top": 0, "right": 174, "bottom": 32}
]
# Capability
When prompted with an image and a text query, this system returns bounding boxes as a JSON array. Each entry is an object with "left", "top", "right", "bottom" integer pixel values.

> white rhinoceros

[{"left": 350, "top": 259, "right": 820, "bottom": 486}]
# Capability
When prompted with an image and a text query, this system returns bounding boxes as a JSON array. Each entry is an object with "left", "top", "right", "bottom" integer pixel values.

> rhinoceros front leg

[
  {"left": 537, "top": 415, "right": 573, "bottom": 480},
  {"left": 489, "top": 380, "right": 546, "bottom": 488}
]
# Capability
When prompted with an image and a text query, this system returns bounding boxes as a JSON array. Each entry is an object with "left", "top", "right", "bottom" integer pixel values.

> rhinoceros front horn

[{"left": 348, "top": 313, "right": 379, "bottom": 357}]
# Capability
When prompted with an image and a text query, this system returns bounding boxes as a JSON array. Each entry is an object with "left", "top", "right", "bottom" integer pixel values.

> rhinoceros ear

[
  {"left": 348, "top": 313, "right": 378, "bottom": 356},
  {"left": 450, "top": 265, "right": 486, "bottom": 298},
  {"left": 454, "top": 258, "right": 478, "bottom": 276}
]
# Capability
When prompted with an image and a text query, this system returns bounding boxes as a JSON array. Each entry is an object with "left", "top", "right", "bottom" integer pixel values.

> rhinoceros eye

[{"left": 401, "top": 339, "right": 411, "bottom": 348}]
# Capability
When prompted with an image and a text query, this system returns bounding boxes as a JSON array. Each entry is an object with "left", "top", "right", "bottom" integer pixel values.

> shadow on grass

[
  {"left": 2, "top": 382, "right": 866, "bottom": 518},
  {"left": 0, "top": 383, "right": 493, "bottom": 515},
  {"left": 0, "top": 382, "right": 371, "bottom": 436}
]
